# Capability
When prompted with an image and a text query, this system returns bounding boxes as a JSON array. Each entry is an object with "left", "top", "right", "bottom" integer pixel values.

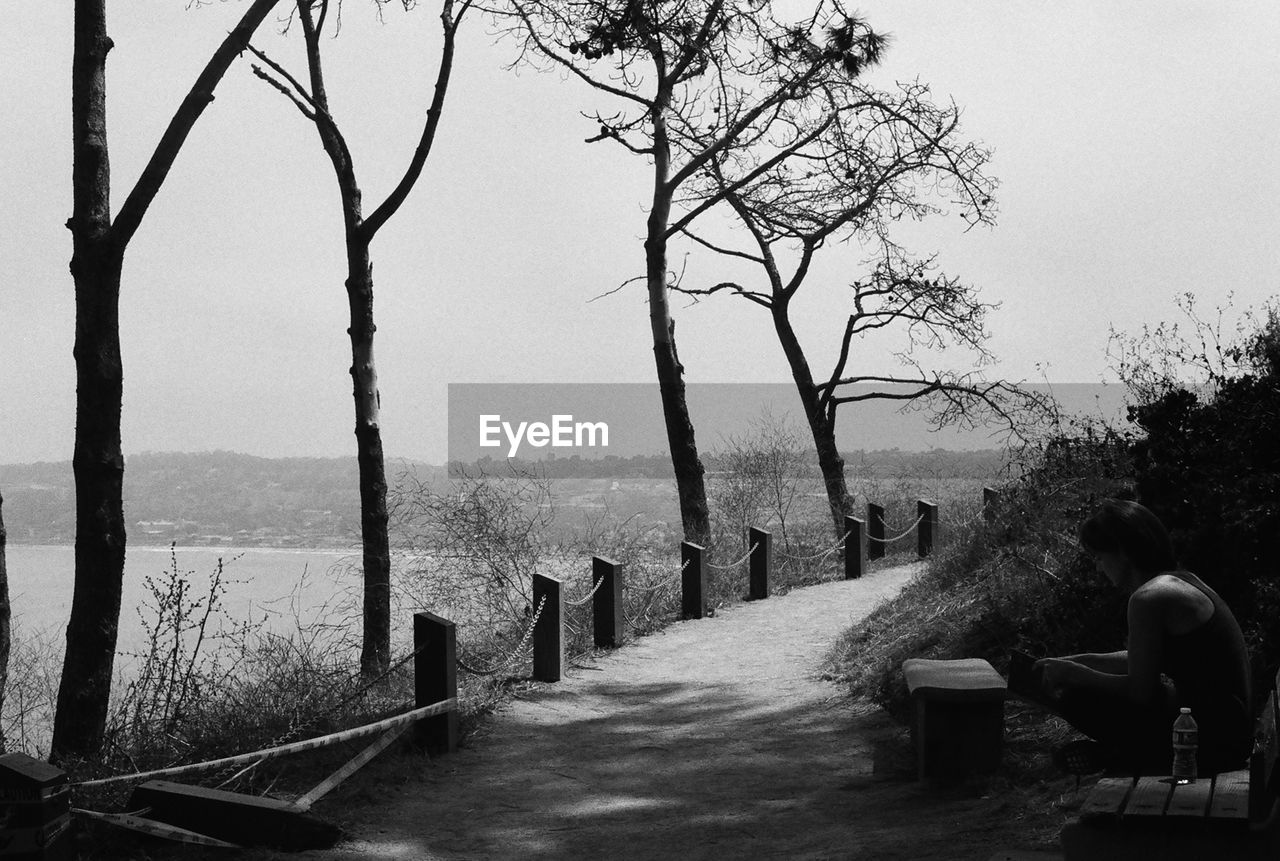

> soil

[{"left": 146, "top": 562, "right": 1079, "bottom": 860}]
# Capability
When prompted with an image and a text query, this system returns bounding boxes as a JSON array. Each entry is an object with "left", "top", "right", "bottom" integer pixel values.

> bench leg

[{"left": 913, "top": 698, "right": 1004, "bottom": 780}]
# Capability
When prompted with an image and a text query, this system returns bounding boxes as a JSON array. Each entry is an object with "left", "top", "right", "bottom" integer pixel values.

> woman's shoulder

[{"left": 1131, "top": 572, "right": 1215, "bottom": 629}]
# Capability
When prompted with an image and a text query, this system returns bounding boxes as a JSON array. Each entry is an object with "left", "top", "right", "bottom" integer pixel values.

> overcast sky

[{"left": 3, "top": 2, "right": 1277, "bottom": 465}]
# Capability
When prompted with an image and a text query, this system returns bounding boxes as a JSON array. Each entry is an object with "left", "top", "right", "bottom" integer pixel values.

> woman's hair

[{"left": 1079, "top": 499, "right": 1178, "bottom": 575}]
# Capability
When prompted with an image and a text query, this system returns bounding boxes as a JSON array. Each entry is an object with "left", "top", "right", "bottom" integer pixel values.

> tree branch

[
  {"left": 246, "top": 42, "right": 320, "bottom": 116},
  {"left": 363, "top": 0, "right": 472, "bottom": 239},
  {"left": 112, "top": 0, "right": 285, "bottom": 249}
]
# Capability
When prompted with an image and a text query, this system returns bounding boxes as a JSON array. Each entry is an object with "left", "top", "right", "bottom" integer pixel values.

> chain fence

[
  {"left": 626, "top": 556, "right": 691, "bottom": 595},
  {"left": 874, "top": 512, "right": 927, "bottom": 545},
  {"left": 705, "top": 542, "right": 759, "bottom": 571},
  {"left": 774, "top": 530, "right": 852, "bottom": 563},
  {"left": 455, "top": 594, "right": 548, "bottom": 677}
]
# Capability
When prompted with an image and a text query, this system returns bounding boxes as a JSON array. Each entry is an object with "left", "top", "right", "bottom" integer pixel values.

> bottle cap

[{"left": 1180, "top": 707, "right": 1191, "bottom": 714}]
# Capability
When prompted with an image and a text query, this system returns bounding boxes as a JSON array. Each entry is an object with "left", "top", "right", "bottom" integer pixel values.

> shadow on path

[{"left": 274, "top": 563, "right": 1021, "bottom": 860}]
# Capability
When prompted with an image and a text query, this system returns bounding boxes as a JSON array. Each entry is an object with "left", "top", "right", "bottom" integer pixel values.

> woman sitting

[{"left": 1029, "top": 498, "right": 1252, "bottom": 775}]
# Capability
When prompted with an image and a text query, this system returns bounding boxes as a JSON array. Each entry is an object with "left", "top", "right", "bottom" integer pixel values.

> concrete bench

[
  {"left": 902, "top": 657, "right": 1006, "bottom": 780},
  {"left": 1060, "top": 668, "right": 1280, "bottom": 860}
]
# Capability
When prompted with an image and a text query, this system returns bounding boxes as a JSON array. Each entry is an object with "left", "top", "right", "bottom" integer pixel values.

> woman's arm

[
  {"left": 1062, "top": 651, "right": 1129, "bottom": 673},
  {"left": 1039, "top": 590, "right": 1169, "bottom": 704}
]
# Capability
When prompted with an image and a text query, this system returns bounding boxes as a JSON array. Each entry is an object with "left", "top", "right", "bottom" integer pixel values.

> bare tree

[
  {"left": 500, "top": 0, "right": 886, "bottom": 545},
  {"left": 677, "top": 77, "right": 1052, "bottom": 534},
  {"left": 249, "top": 0, "right": 470, "bottom": 678},
  {"left": 55, "top": 0, "right": 284, "bottom": 762}
]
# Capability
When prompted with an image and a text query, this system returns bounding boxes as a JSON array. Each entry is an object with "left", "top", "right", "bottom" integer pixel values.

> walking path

[{"left": 262, "top": 562, "right": 1029, "bottom": 860}]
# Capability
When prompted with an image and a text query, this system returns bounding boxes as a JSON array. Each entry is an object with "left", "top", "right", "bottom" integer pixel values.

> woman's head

[{"left": 1079, "top": 499, "right": 1178, "bottom": 580}]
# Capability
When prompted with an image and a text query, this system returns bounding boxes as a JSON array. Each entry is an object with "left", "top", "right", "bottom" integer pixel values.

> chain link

[
  {"left": 705, "top": 542, "right": 759, "bottom": 571},
  {"left": 565, "top": 574, "right": 609, "bottom": 607},
  {"left": 455, "top": 594, "right": 548, "bottom": 677},
  {"left": 774, "top": 530, "right": 852, "bottom": 563},
  {"left": 627, "top": 557, "right": 692, "bottom": 595},
  {"left": 874, "top": 513, "right": 927, "bottom": 545}
]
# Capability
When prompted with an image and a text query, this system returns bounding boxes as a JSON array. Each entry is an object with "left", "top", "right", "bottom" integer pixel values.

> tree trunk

[
  {"left": 347, "top": 244, "right": 391, "bottom": 679},
  {"left": 0, "top": 491, "right": 11, "bottom": 752},
  {"left": 771, "top": 299, "right": 852, "bottom": 536},
  {"left": 53, "top": 0, "right": 128, "bottom": 763},
  {"left": 647, "top": 108, "right": 710, "bottom": 546}
]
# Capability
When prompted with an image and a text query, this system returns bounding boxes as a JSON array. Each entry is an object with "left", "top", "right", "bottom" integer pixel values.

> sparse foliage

[
  {"left": 673, "top": 55, "right": 1053, "bottom": 534},
  {"left": 708, "top": 411, "right": 813, "bottom": 555},
  {"left": 390, "top": 465, "right": 554, "bottom": 657},
  {"left": 107, "top": 548, "right": 254, "bottom": 754},
  {"left": 500, "top": 0, "right": 890, "bottom": 547}
]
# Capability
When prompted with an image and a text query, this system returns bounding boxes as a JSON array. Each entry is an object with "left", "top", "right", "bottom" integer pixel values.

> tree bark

[
  {"left": 53, "top": 0, "right": 127, "bottom": 763},
  {"left": 0, "top": 491, "right": 12, "bottom": 752},
  {"left": 771, "top": 298, "right": 852, "bottom": 536},
  {"left": 647, "top": 104, "right": 710, "bottom": 546},
  {"left": 55, "top": 0, "right": 282, "bottom": 761},
  {"left": 294, "top": 1, "right": 393, "bottom": 679},
  {"left": 347, "top": 245, "right": 392, "bottom": 679}
]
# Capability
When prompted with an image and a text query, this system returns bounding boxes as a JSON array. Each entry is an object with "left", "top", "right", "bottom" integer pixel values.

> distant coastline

[{"left": 0, "top": 447, "right": 1011, "bottom": 547}]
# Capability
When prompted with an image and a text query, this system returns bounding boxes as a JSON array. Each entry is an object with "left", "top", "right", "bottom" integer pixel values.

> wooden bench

[
  {"left": 902, "top": 657, "right": 1006, "bottom": 780},
  {"left": 1060, "top": 668, "right": 1280, "bottom": 860}
]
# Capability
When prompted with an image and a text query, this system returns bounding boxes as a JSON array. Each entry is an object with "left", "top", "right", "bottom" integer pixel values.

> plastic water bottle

[{"left": 1172, "top": 707, "right": 1198, "bottom": 784}]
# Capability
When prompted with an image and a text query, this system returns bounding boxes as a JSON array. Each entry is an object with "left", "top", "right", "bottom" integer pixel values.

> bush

[
  {"left": 1123, "top": 302, "right": 1280, "bottom": 693},
  {"left": 837, "top": 298, "right": 1280, "bottom": 724},
  {"left": 834, "top": 421, "right": 1132, "bottom": 721}
]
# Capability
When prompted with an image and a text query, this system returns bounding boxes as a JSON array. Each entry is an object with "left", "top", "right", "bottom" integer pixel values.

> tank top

[{"left": 1162, "top": 570, "right": 1252, "bottom": 768}]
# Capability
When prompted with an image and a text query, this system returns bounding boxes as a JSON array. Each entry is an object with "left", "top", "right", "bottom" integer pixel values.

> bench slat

[
  {"left": 1166, "top": 778, "right": 1213, "bottom": 817},
  {"left": 1208, "top": 769, "right": 1250, "bottom": 820},
  {"left": 1123, "top": 776, "right": 1174, "bottom": 818},
  {"left": 1079, "top": 777, "right": 1134, "bottom": 817}
]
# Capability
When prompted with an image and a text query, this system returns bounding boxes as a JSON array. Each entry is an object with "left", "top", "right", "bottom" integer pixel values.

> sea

[{"left": 5, "top": 544, "right": 364, "bottom": 655}]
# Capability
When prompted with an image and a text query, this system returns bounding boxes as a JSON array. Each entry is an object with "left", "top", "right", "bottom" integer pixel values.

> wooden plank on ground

[
  {"left": 128, "top": 780, "right": 343, "bottom": 850},
  {"left": 1122, "top": 776, "right": 1174, "bottom": 818},
  {"left": 1079, "top": 777, "right": 1134, "bottom": 817},
  {"left": 1208, "top": 769, "right": 1251, "bottom": 820},
  {"left": 1166, "top": 778, "right": 1213, "bottom": 817},
  {"left": 293, "top": 725, "right": 408, "bottom": 812}
]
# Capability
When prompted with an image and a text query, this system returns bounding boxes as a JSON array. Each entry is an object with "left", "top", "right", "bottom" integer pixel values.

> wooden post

[
  {"left": 681, "top": 541, "right": 706, "bottom": 619},
  {"left": 748, "top": 527, "right": 772, "bottom": 600},
  {"left": 414, "top": 611, "right": 458, "bottom": 754},
  {"left": 918, "top": 499, "right": 939, "bottom": 558},
  {"left": 592, "top": 556, "right": 624, "bottom": 648},
  {"left": 844, "top": 515, "right": 866, "bottom": 580},
  {"left": 867, "top": 503, "right": 885, "bottom": 560},
  {"left": 0, "top": 753, "right": 70, "bottom": 859},
  {"left": 532, "top": 573, "right": 564, "bottom": 682},
  {"left": 983, "top": 486, "right": 1000, "bottom": 523}
]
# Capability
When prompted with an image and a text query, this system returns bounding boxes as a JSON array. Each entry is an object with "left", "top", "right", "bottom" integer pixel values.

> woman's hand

[{"left": 1034, "top": 657, "right": 1085, "bottom": 697}]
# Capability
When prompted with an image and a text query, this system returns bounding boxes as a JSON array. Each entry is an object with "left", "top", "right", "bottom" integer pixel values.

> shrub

[
  {"left": 834, "top": 419, "right": 1133, "bottom": 721},
  {"left": 838, "top": 297, "right": 1280, "bottom": 723}
]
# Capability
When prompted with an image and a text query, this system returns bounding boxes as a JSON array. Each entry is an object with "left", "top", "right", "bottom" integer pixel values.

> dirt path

[{"left": 253, "top": 562, "right": 1054, "bottom": 861}]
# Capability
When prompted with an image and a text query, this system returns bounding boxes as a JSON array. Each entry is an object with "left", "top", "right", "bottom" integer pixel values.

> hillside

[
  {"left": 0, "top": 452, "right": 439, "bottom": 548},
  {"left": 0, "top": 448, "right": 1006, "bottom": 546}
]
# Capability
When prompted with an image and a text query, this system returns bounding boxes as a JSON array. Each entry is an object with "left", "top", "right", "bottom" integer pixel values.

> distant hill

[
  {"left": 0, "top": 452, "right": 439, "bottom": 548},
  {"left": 0, "top": 448, "right": 1006, "bottom": 546}
]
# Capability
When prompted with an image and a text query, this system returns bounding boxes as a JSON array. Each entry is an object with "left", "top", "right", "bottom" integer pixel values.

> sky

[{"left": 2, "top": 2, "right": 1278, "bottom": 465}]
